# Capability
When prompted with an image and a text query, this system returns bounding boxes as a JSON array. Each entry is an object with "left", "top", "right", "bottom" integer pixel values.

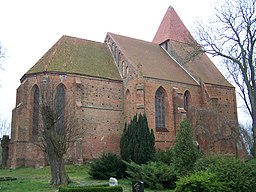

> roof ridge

[
  {"left": 46, "top": 36, "right": 65, "bottom": 70},
  {"left": 107, "top": 32, "right": 142, "bottom": 68},
  {"left": 62, "top": 34, "right": 104, "bottom": 44},
  {"left": 161, "top": 47, "right": 200, "bottom": 85},
  {"left": 108, "top": 32, "right": 156, "bottom": 45}
]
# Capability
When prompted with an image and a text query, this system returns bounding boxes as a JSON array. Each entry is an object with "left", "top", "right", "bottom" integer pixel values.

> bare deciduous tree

[
  {"left": 0, "top": 42, "right": 6, "bottom": 70},
  {"left": 194, "top": 0, "right": 256, "bottom": 157},
  {"left": 0, "top": 119, "right": 11, "bottom": 139},
  {"left": 188, "top": 106, "right": 244, "bottom": 156},
  {"left": 239, "top": 123, "right": 254, "bottom": 157},
  {"left": 34, "top": 77, "right": 80, "bottom": 186}
]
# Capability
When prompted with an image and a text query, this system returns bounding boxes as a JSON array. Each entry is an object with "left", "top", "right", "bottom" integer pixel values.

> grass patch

[{"left": 0, "top": 164, "right": 173, "bottom": 192}]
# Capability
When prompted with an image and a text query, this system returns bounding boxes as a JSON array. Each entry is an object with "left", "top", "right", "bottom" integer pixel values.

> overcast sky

[{"left": 0, "top": 0, "right": 251, "bottom": 126}]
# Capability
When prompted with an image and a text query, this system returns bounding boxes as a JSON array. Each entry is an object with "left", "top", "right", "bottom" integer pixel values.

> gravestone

[
  {"left": 132, "top": 181, "right": 144, "bottom": 192},
  {"left": 109, "top": 177, "right": 118, "bottom": 186},
  {"left": 1, "top": 135, "right": 10, "bottom": 167}
]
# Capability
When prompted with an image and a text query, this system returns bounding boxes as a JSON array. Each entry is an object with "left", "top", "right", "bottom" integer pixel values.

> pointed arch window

[
  {"left": 55, "top": 84, "right": 65, "bottom": 135},
  {"left": 155, "top": 87, "right": 166, "bottom": 129},
  {"left": 184, "top": 90, "right": 191, "bottom": 111},
  {"left": 32, "top": 85, "right": 39, "bottom": 135}
]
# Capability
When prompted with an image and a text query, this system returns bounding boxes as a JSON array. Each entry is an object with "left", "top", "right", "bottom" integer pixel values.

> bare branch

[
  {"left": 194, "top": 0, "right": 256, "bottom": 157},
  {"left": 29, "top": 76, "right": 86, "bottom": 185}
]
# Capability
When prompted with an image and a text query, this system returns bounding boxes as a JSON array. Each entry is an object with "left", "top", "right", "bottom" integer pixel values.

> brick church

[{"left": 8, "top": 6, "right": 246, "bottom": 168}]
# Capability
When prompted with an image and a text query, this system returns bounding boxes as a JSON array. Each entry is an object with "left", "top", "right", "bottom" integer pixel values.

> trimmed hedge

[{"left": 59, "top": 185, "right": 123, "bottom": 192}]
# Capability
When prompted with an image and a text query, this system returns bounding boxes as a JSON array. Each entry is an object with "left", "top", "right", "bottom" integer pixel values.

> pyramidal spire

[{"left": 153, "top": 6, "right": 192, "bottom": 44}]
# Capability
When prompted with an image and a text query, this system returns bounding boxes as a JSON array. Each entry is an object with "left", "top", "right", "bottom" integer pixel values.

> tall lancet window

[
  {"left": 55, "top": 84, "right": 65, "bottom": 135},
  {"left": 184, "top": 90, "right": 191, "bottom": 111},
  {"left": 155, "top": 87, "right": 166, "bottom": 129},
  {"left": 32, "top": 85, "right": 39, "bottom": 135}
]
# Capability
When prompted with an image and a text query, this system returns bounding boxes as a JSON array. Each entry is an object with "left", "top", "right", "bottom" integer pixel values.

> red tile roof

[
  {"left": 108, "top": 32, "right": 198, "bottom": 85},
  {"left": 24, "top": 6, "right": 232, "bottom": 88},
  {"left": 153, "top": 6, "right": 232, "bottom": 87},
  {"left": 153, "top": 6, "right": 192, "bottom": 44}
]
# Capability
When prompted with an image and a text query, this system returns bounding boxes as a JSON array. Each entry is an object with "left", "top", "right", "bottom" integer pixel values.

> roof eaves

[
  {"left": 22, "top": 71, "right": 123, "bottom": 83},
  {"left": 161, "top": 47, "right": 200, "bottom": 85}
]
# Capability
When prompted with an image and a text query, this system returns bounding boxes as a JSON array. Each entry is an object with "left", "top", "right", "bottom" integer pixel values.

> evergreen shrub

[
  {"left": 125, "top": 161, "right": 177, "bottom": 190},
  {"left": 175, "top": 171, "right": 231, "bottom": 192},
  {"left": 172, "top": 119, "right": 201, "bottom": 176},
  {"left": 194, "top": 155, "right": 256, "bottom": 192},
  {"left": 154, "top": 149, "right": 173, "bottom": 164},
  {"left": 120, "top": 113, "right": 155, "bottom": 164},
  {"left": 89, "top": 153, "right": 126, "bottom": 180}
]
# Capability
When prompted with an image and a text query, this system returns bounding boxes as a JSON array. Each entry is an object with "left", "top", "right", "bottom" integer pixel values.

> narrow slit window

[
  {"left": 184, "top": 90, "right": 191, "bottom": 111},
  {"left": 32, "top": 85, "right": 39, "bottom": 135}
]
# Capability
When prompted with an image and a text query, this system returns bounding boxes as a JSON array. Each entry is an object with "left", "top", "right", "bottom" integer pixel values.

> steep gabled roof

[
  {"left": 26, "top": 35, "right": 121, "bottom": 81},
  {"left": 153, "top": 6, "right": 233, "bottom": 87},
  {"left": 153, "top": 5, "right": 191, "bottom": 44},
  {"left": 108, "top": 32, "right": 198, "bottom": 85}
]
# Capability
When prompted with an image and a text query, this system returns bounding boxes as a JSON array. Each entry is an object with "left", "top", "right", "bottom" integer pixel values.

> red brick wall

[
  {"left": 8, "top": 73, "right": 124, "bottom": 168},
  {"left": 8, "top": 71, "right": 246, "bottom": 168}
]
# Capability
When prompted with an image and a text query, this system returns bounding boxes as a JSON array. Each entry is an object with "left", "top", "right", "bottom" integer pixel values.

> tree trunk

[
  {"left": 45, "top": 130, "right": 70, "bottom": 186},
  {"left": 42, "top": 105, "right": 70, "bottom": 186},
  {"left": 48, "top": 152, "right": 70, "bottom": 186}
]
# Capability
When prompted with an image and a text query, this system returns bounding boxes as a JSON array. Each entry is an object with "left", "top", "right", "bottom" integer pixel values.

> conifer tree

[
  {"left": 172, "top": 118, "right": 200, "bottom": 176},
  {"left": 120, "top": 113, "right": 155, "bottom": 164}
]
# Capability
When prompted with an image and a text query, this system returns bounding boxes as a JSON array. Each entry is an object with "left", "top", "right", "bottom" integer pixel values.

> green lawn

[{"left": 0, "top": 164, "right": 173, "bottom": 192}]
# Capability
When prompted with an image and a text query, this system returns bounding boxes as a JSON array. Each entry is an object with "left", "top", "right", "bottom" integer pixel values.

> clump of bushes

[
  {"left": 88, "top": 118, "right": 256, "bottom": 191},
  {"left": 154, "top": 148, "right": 173, "bottom": 165},
  {"left": 125, "top": 161, "right": 177, "bottom": 190},
  {"left": 193, "top": 155, "right": 256, "bottom": 192},
  {"left": 88, "top": 153, "right": 126, "bottom": 180},
  {"left": 123, "top": 118, "right": 202, "bottom": 190},
  {"left": 175, "top": 171, "right": 232, "bottom": 192}
]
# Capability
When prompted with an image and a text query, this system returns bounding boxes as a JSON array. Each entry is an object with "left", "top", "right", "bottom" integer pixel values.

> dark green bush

[
  {"left": 172, "top": 119, "right": 201, "bottom": 176},
  {"left": 59, "top": 185, "right": 123, "bottom": 192},
  {"left": 175, "top": 171, "right": 231, "bottom": 192},
  {"left": 120, "top": 113, "right": 155, "bottom": 164},
  {"left": 89, "top": 153, "right": 126, "bottom": 180},
  {"left": 194, "top": 155, "right": 256, "bottom": 192},
  {"left": 125, "top": 161, "right": 177, "bottom": 190},
  {"left": 154, "top": 149, "right": 173, "bottom": 165}
]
